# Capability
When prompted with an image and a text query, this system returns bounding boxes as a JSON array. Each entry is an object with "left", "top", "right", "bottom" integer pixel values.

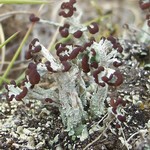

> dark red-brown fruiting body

[
  {"left": 107, "top": 36, "right": 116, "bottom": 44},
  {"left": 112, "top": 107, "right": 117, "bottom": 114},
  {"left": 15, "top": 95, "right": 22, "bottom": 101},
  {"left": 20, "top": 78, "right": 28, "bottom": 87},
  {"left": 56, "top": 44, "right": 73, "bottom": 61},
  {"left": 73, "top": 30, "right": 83, "bottom": 38},
  {"left": 69, "top": 47, "right": 81, "bottom": 59},
  {"left": 82, "top": 54, "right": 90, "bottom": 73},
  {"left": 87, "top": 22, "right": 99, "bottom": 34},
  {"left": 20, "top": 87, "right": 28, "bottom": 98},
  {"left": 10, "top": 80, "right": 17, "bottom": 87},
  {"left": 117, "top": 115, "right": 126, "bottom": 122},
  {"left": 26, "top": 102, "right": 31, "bottom": 108},
  {"left": 113, "top": 71, "right": 123, "bottom": 86},
  {"left": 139, "top": 1, "right": 150, "bottom": 10},
  {"left": 56, "top": 46, "right": 69, "bottom": 57},
  {"left": 107, "top": 71, "right": 123, "bottom": 86},
  {"left": 146, "top": 14, "right": 150, "bottom": 20},
  {"left": 59, "top": 24, "right": 70, "bottom": 37},
  {"left": 15, "top": 87, "right": 28, "bottom": 101},
  {"left": 101, "top": 36, "right": 106, "bottom": 41},
  {"left": 55, "top": 43, "right": 64, "bottom": 50},
  {"left": 121, "top": 100, "right": 126, "bottom": 107},
  {"left": 110, "top": 98, "right": 126, "bottom": 108},
  {"left": 148, "top": 20, "right": 150, "bottom": 27},
  {"left": 45, "top": 98, "right": 53, "bottom": 103},
  {"left": 62, "top": 61, "right": 71, "bottom": 72},
  {"left": 90, "top": 61, "right": 98, "bottom": 69},
  {"left": 98, "top": 82, "right": 105, "bottom": 87},
  {"left": 115, "top": 123, "right": 121, "bottom": 128},
  {"left": 112, "top": 43, "right": 118, "bottom": 49},
  {"left": 6, "top": 94, "right": 15, "bottom": 101},
  {"left": 115, "top": 98, "right": 123, "bottom": 106},
  {"left": 32, "top": 45, "right": 41, "bottom": 53},
  {"left": 29, "top": 14, "right": 40, "bottom": 22},
  {"left": 27, "top": 68, "right": 40, "bottom": 85},
  {"left": 90, "top": 37, "right": 96, "bottom": 43},
  {"left": 110, "top": 98, "right": 116, "bottom": 107},
  {"left": 45, "top": 61, "right": 55, "bottom": 72},
  {"left": 25, "top": 51, "right": 33, "bottom": 60},
  {"left": 28, "top": 62, "right": 37, "bottom": 69},
  {"left": 91, "top": 49, "right": 96, "bottom": 56},
  {"left": 93, "top": 66, "right": 104, "bottom": 78},
  {"left": 146, "top": 14, "right": 150, "bottom": 27},
  {"left": 92, "top": 66, "right": 106, "bottom": 86},
  {"left": 30, "top": 85, "right": 35, "bottom": 89},
  {"left": 82, "top": 39, "right": 95, "bottom": 51},
  {"left": 59, "top": 0, "right": 76, "bottom": 18},
  {"left": 112, "top": 42, "right": 123, "bottom": 53},
  {"left": 31, "top": 38, "right": 39, "bottom": 45},
  {"left": 4, "top": 83, "right": 9, "bottom": 91},
  {"left": 98, "top": 66, "right": 105, "bottom": 72},
  {"left": 70, "top": 0, "right": 76, "bottom": 4},
  {"left": 113, "top": 61, "right": 123, "bottom": 67},
  {"left": 101, "top": 76, "right": 109, "bottom": 82},
  {"left": 61, "top": 55, "right": 69, "bottom": 61},
  {"left": 117, "top": 45, "right": 123, "bottom": 53}
]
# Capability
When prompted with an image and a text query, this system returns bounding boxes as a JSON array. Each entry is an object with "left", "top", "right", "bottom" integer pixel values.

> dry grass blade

[
  {"left": 48, "top": 18, "right": 65, "bottom": 51},
  {"left": 0, "top": 11, "right": 32, "bottom": 22}
]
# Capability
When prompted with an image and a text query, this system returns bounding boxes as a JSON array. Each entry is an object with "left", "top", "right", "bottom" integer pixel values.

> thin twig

[
  {"left": 48, "top": 18, "right": 65, "bottom": 51},
  {"left": 83, "top": 118, "right": 114, "bottom": 150},
  {"left": 97, "top": 113, "right": 108, "bottom": 125},
  {"left": 39, "top": 19, "right": 63, "bottom": 27},
  {"left": 0, "top": 11, "right": 31, "bottom": 22},
  {"left": 0, "top": 60, "right": 28, "bottom": 65}
]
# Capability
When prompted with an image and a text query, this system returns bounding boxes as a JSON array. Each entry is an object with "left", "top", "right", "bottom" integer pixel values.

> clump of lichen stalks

[{"left": 4, "top": 0, "right": 150, "bottom": 149}]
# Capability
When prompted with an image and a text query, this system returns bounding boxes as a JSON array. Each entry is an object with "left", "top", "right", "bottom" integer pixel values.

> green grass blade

[
  {"left": 0, "top": 24, "right": 34, "bottom": 86},
  {"left": 0, "top": 76, "right": 10, "bottom": 83},
  {"left": 0, "top": 31, "right": 19, "bottom": 49},
  {"left": 0, "top": 0, "right": 49, "bottom": 4}
]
